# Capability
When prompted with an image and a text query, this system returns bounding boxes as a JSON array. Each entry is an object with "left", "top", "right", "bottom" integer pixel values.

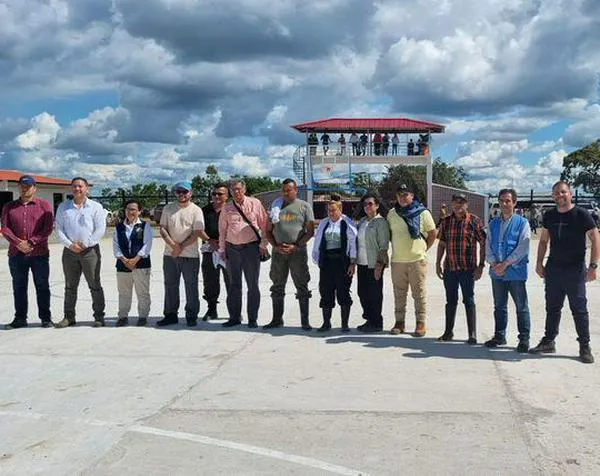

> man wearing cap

[
  {"left": 436, "top": 192, "right": 486, "bottom": 344},
  {"left": 158, "top": 181, "right": 206, "bottom": 327},
  {"left": 387, "top": 183, "right": 437, "bottom": 337},
  {"left": 1, "top": 175, "right": 54, "bottom": 329},
  {"left": 219, "top": 179, "right": 269, "bottom": 328},
  {"left": 55, "top": 177, "right": 108, "bottom": 328}
]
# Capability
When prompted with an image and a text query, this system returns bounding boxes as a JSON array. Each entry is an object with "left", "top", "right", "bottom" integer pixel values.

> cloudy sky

[{"left": 1, "top": 0, "right": 599, "bottom": 193}]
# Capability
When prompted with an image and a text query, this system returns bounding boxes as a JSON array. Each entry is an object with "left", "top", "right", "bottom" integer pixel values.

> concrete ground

[{"left": 1, "top": 236, "right": 599, "bottom": 475}]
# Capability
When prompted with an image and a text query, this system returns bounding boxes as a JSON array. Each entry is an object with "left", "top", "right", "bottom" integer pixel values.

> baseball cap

[
  {"left": 452, "top": 192, "right": 468, "bottom": 202},
  {"left": 173, "top": 181, "right": 192, "bottom": 192},
  {"left": 18, "top": 175, "right": 37, "bottom": 185},
  {"left": 396, "top": 183, "right": 414, "bottom": 194}
]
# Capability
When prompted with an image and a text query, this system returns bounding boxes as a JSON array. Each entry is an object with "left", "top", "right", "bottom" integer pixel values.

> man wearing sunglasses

[
  {"left": 200, "top": 183, "right": 231, "bottom": 321},
  {"left": 158, "top": 181, "right": 206, "bottom": 327}
]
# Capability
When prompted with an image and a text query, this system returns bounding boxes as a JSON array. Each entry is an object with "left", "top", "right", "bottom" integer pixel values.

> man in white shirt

[
  {"left": 113, "top": 199, "right": 153, "bottom": 327},
  {"left": 55, "top": 177, "right": 108, "bottom": 328}
]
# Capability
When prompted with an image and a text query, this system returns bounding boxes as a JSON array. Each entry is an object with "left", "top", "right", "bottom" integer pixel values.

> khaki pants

[
  {"left": 116, "top": 268, "right": 151, "bottom": 318},
  {"left": 391, "top": 260, "right": 428, "bottom": 325}
]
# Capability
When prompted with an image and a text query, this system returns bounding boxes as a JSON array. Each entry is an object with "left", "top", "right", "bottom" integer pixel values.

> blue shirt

[{"left": 55, "top": 199, "right": 107, "bottom": 248}]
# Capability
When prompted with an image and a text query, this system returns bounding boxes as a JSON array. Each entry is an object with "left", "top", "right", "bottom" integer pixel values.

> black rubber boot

[
  {"left": 340, "top": 306, "right": 351, "bottom": 332},
  {"left": 438, "top": 303, "right": 457, "bottom": 341},
  {"left": 318, "top": 308, "right": 332, "bottom": 332},
  {"left": 299, "top": 297, "right": 312, "bottom": 331},
  {"left": 263, "top": 298, "right": 285, "bottom": 329},
  {"left": 465, "top": 304, "right": 477, "bottom": 344}
]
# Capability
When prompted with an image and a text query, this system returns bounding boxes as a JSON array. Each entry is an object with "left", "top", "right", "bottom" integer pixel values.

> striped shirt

[{"left": 438, "top": 213, "right": 486, "bottom": 271}]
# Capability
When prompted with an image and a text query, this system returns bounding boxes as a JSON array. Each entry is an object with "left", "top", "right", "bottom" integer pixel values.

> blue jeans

[
  {"left": 443, "top": 270, "right": 475, "bottom": 307},
  {"left": 491, "top": 279, "right": 530, "bottom": 341},
  {"left": 544, "top": 261, "right": 589, "bottom": 344},
  {"left": 8, "top": 254, "right": 51, "bottom": 322}
]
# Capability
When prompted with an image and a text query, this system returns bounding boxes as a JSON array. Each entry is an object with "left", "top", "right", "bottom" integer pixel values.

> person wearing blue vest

[
  {"left": 113, "top": 199, "right": 153, "bottom": 327},
  {"left": 484, "top": 189, "right": 531, "bottom": 352}
]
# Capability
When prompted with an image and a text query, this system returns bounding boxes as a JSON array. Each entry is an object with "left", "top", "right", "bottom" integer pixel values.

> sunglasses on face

[{"left": 175, "top": 190, "right": 189, "bottom": 195}]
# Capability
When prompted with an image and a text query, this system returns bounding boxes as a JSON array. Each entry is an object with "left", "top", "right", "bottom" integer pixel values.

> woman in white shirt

[
  {"left": 312, "top": 195, "right": 357, "bottom": 331},
  {"left": 355, "top": 193, "right": 390, "bottom": 333}
]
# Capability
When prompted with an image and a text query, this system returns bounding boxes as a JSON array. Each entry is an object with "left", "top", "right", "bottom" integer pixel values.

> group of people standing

[
  {"left": 306, "top": 132, "right": 429, "bottom": 156},
  {"left": 2, "top": 175, "right": 599, "bottom": 363}
]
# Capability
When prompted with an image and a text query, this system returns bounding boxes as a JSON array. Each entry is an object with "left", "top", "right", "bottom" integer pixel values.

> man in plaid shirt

[{"left": 436, "top": 193, "right": 487, "bottom": 344}]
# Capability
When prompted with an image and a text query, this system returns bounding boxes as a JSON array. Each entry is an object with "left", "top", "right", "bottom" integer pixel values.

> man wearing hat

[
  {"left": 436, "top": 192, "right": 486, "bottom": 344},
  {"left": 158, "top": 181, "right": 206, "bottom": 327},
  {"left": 387, "top": 183, "right": 437, "bottom": 337},
  {"left": 1, "top": 175, "right": 54, "bottom": 329}
]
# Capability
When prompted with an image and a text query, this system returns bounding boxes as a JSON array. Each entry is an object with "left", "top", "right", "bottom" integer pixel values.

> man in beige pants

[{"left": 387, "top": 184, "right": 437, "bottom": 337}]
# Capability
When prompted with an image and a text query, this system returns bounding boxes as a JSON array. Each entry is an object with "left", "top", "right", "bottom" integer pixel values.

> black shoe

[
  {"left": 92, "top": 319, "right": 105, "bottom": 328},
  {"left": 516, "top": 341, "right": 529, "bottom": 353},
  {"left": 317, "top": 322, "right": 332, "bottom": 332},
  {"left": 222, "top": 319, "right": 241, "bottom": 328},
  {"left": 157, "top": 316, "right": 179, "bottom": 327},
  {"left": 186, "top": 318, "right": 198, "bottom": 327},
  {"left": 580, "top": 345, "right": 594, "bottom": 364},
  {"left": 467, "top": 337, "right": 477, "bottom": 345},
  {"left": 437, "top": 332, "right": 454, "bottom": 342},
  {"left": 202, "top": 309, "right": 218, "bottom": 321},
  {"left": 484, "top": 336, "right": 507, "bottom": 348},
  {"left": 115, "top": 318, "right": 129, "bottom": 327},
  {"left": 248, "top": 320, "right": 258, "bottom": 329},
  {"left": 263, "top": 319, "right": 284, "bottom": 329},
  {"left": 5, "top": 319, "right": 27, "bottom": 330},
  {"left": 529, "top": 338, "right": 556, "bottom": 354},
  {"left": 41, "top": 319, "right": 53, "bottom": 328},
  {"left": 357, "top": 324, "right": 382, "bottom": 333},
  {"left": 136, "top": 318, "right": 148, "bottom": 327}
]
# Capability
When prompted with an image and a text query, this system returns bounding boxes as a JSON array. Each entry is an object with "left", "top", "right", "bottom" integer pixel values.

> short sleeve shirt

[
  {"left": 272, "top": 199, "right": 314, "bottom": 247},
  {"left": 543, "top": 206, "right": 596, "bottom": 265},
  {"left": 160, "top": 202, "right": 205, "bottom": 258},
  {"left": 388, "top": 209, "right": 435, "bottom": 263}
]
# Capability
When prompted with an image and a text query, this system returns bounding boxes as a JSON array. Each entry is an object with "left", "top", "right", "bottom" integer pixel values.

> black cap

[
  {"left": 452, "top": 192, "right": 468, "bottom": 202},
  {"left": 396, "top": 183, "right": 414, "bottom": 194}
]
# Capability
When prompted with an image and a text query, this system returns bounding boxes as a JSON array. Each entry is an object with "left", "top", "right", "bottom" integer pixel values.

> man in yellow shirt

[{"left": 387, "top": 184, "right": 437, "bottom": 336}]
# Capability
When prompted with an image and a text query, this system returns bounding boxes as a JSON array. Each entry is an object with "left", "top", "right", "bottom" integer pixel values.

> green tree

[
  {"left": 561, "top": 139, "right": 600, "bottom": 197},
  {"left": 378, "top": 157, "right": 469, "bottom": 204}
]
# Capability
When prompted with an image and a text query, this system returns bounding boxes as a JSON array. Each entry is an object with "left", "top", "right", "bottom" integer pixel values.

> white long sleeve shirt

[{"left": 55, "top": 199, "right": 107, "bottom": 248}]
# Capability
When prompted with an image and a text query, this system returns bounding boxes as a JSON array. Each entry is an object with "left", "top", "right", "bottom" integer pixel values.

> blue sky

[{"left": 1, "top": 0, "right": 599, "bottom": 193}]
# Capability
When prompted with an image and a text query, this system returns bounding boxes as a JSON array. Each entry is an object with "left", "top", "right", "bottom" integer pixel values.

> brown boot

[
  {"left": 413, "top": 321, "right": 426, "bottom": 337},
  {"left": 390, "top": 321, "right": 405, "bottom": 335}
]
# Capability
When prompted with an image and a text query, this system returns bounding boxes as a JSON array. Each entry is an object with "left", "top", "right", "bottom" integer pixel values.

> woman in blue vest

[
  {"left": 113, "top": 199, "right": 153, "bottom": 326},
  {"left": 485, "top": 189, "right": 531, "bottom": 352},
  {"left": 312, "top": 195, "right": 357, "bottom": 332}
]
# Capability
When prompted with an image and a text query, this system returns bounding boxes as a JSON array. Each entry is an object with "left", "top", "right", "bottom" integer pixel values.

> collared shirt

[
  {"left": 438, "top": 212, "right": 486, "bottom": 271},
  {"left": 1, "top": 198, "right": 54, "bottom": 257},
  {"left": 113, "top": 218, "right": 153, "bottom": 258},
  {"left": 55, "top": 198, "right": 107, "bottom": 249},
  {"left": 219, "top": 196, "right": 268, "bottom": 252},
  {"left": 486, "top": 214, "right": 531, "bottom": 265}
]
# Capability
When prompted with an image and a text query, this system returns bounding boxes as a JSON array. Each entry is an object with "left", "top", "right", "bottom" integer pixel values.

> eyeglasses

[
  {"left": 125, "top": 207, "right": 139, "bottom": 212},
  {"left": 363, "top": 201, "right": 376, "bottom": 207},
  {"left": 175, "top": 190, "right": 189, "bottom": 195},
  {"left": 212, "top": 192, "right": 225, "bottom": 196}
]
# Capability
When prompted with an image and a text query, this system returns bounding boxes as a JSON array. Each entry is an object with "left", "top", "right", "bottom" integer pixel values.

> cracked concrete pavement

[{"left": 1, "top": 237, "right": 599, "bottom": 475}]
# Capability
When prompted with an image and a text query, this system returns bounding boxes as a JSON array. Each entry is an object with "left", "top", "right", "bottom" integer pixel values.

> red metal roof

[
  {"left": 291, "top": 118, "right": 445, "bottom": 133},
  {"left": 0, "top": 170, "right": 72, "bottom": 186}
]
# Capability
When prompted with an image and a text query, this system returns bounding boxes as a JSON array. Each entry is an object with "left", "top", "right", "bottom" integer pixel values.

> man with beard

[
  {"left": 530, "top": 181, "right": 600, "bottom": 363},
  {"left": 2, "top": 175, "right": 54, "bottom": 329}
]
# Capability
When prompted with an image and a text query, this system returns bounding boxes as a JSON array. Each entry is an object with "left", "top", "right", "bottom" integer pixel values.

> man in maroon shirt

[{"left": 1, "top": 175, "right": 54, "bottom": 329}]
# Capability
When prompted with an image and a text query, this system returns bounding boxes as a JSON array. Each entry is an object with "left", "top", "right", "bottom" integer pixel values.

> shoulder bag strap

[{"left": 232, "top": 201, "right": 261, "bottom": 242}]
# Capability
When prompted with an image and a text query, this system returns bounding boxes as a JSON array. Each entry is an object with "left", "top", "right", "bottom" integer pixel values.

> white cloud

[{"left": 15, "top": 113, "right": 61, "bottom": 150}]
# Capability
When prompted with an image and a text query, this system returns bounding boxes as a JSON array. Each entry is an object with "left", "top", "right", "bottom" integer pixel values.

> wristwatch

[{"left": 590, "top": 262, "right": 598, "bottom": 270}]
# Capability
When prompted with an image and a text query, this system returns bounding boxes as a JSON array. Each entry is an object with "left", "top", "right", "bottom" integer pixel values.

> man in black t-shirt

[
  {"left": 531, "top": 181, "right": 600, "bottom": 363},
  {"left": 200, "top": 183, "right": 231, "bottom": 320}
]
